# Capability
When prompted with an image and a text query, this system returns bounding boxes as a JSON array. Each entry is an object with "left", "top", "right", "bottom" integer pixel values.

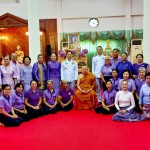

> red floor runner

[{"left": 0, "top": 109, "right": 150, "bottom": 150}]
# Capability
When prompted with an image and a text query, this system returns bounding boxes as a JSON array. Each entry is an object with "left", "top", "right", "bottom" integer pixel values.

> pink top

[{"left": 0, "top": 65, "right": 17, "bottom": 86}]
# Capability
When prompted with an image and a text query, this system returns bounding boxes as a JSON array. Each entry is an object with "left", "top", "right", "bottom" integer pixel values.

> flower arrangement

[
  {"left": 79, "top": 52, "right": 85, "bottom": 57},
  {"left": 82, "top": 49, "right": 88, "bottom": 54},
  {"left": 71, "top": 50, "right": 76, "bottom": 55},
  {"left": 58, "top": 50, "right": 66, "bottom": 58},
  {"left": 79, "top": 49, "right": 88, "bottom": 58}
]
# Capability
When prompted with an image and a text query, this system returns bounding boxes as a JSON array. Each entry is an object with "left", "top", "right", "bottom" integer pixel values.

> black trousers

[
  {"left": 26, "top": 106, "right": 44, "bottom": 119},
  {"left": 95, "top": 106, "right": 117, "bottom": 115},
  {"left": 0, "top": 113, "right": 23, "bottom": 127},
  {"left": 57, "top": 102, "right": 73, "bottom": 111},
  {"left": 42, "top": 104, "right": 57, "bottom": 114},
  {"left": 14, "top": 110, "right": 30, "bottom": 122}
]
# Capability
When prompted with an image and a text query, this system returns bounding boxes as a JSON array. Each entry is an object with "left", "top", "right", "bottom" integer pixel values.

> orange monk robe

[{"left": 75, "top": 72, "right": 96, "bottom": 109}]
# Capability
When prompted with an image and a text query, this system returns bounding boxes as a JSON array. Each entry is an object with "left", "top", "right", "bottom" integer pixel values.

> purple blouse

[
  {"left": 11, "top": 92, "right": 24, "bottom": 109},
  {"left": 0, "top": 95, "right": 12, "bottom": 113},
  {"left": 102, "top": 89, "right": 117, "bottom": 105},
  {"left": 47, "top": 61, "right": 61, "bottom": 79},
  {"left": 43, "top": 89, "right": 58, "bottom": 105},
  {"left": 133, "top": 63, "right": 148, "bottom": 75},
  {"left": 118, "top": 79, "right": 136, "bottom": 92},
  {"left": 110, "top": 57, "right": 121, "bottom": 67},
  {"left": 135, "top": 78, "right": 146, "bottom": 96},
  {"left": 101, "top": 64, "right": 115, "bottom": 76},
  {"left": 110, "top": 77, "right": 121, "bottom": 91},
  {"left": 32, "top": 62, "right": 47, "bottom": 82},
  {"left": 24, "top": 89, "right": 42, "bottom": 106},
  {"left": 59, "top": 88, "right": 74, "bottom": 103}
]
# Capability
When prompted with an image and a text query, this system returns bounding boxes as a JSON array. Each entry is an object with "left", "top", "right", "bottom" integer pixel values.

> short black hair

[
  {"left": 112, "top": 48, "right": 119, "bottom": 52},
  {"left": 122, "top": 52, "right": 128, "bottom": 56},
  {"left": 96, "top": 46, "right": 103, "bottom": 51},
  {"left": 2, "top": 84, "right": 11, "bottom": 90},
  {"left": 122, "top": 69, "right": 131, "bottom": 78},
  {"left": 37, "top": 54, "right": 43, "bottom": 58},
  {"left": 14, "top": 83, "right": 24, "bottom": 90},
  {"left": 66, "top": 50, "right": 72, "bottom": 55},
  {"left": 136, "top": 54, "right": 143, "bottom": 59},
  {"left": 106, "top": 80, "right": 112, "bottom": 84},
  {"left": 23, "top": 56, "right": 31, "bottom": 64},
  {"left": 145, "top": 72, "right": 150, "bottom": 78},
  {"left": 30, "top": 80, "right": 38, "bottom": 85},
  {"left": 112, "top": 69, "right": 119, "bottom": 73}
]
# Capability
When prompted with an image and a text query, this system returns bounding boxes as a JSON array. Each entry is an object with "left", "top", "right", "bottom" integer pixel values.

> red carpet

[{"left": 0, "top": 109, "right": 150, "bottom": 150}]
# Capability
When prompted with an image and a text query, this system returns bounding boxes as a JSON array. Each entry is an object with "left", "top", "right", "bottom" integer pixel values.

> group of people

[{"left": 0, "top": 46, "right": 150, "bottom": 127}]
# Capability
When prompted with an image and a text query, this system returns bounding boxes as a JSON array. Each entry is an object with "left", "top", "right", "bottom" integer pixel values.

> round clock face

[{"left": 89, "top": 18, "right": 99, "bottom": 28}]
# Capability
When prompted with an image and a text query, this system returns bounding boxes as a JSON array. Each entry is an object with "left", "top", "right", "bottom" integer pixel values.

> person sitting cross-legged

[
  {"left": 95, "top": 80, "right": 117, "bottom": 114},
  {"left": 75, "top": 66, "right": 96, "bottom": 109},
  {"left": 57, "top": 81, "right": 74, "bottom": 111}
]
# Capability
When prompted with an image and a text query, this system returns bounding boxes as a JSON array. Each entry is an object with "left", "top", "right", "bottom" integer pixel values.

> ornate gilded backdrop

[{"left": 0, "top": 13, "right": 58, "bottom": 63}]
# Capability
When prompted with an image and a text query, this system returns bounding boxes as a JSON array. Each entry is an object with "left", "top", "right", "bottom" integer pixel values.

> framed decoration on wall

[
  {"left": 68, "top": 34, "right": 81, "bottom": 50},
  {"left": 62, "top": 42, "right": 68, "bottom": 52}
]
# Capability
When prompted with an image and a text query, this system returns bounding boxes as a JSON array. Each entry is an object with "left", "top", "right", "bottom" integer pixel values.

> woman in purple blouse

[
  {"left": 0, "top": 55, "right": 17, "bottom": 92},
  {"left": 134, "top": 67, "right": 146, "bottom": 112},
  {"left": 11, "top": 83, "right": 30, "bottom": 121},
  {"left": 118, "top": 70, "right": 136, "bottom": 95},
  {"left": 133, "top": 54, "right": 148, "bottom": 77},
  {"left": 95, "top": 80, "right": 117, "bottom": 114},
  {"left": 57, "top": 80, "right": 74, "bottom": 111},
  {"left": 20, "top": 56, "right": 32, "bottom": 92},
  {"left": 101, "top": 56, "right": 115, "bottom": 91},
  {"left": 47, "top": 53, "right": 61, "bottom": 95},
  {"left": 0, "top": 84, "right": 23, "bottom": 127},
  {"left": 43, "top": 80, "right": 58, "bottom": 114},
  {"left": 110, "top": 69, "right": 121, "bottom": 91},
  {"left": 24, "top": 80, "right": 43, "bottom": 119}
]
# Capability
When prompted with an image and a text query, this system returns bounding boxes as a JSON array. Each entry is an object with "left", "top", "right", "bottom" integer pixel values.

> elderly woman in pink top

[{"left": 0, "top": 56, "right": 17, "bottom": 92}]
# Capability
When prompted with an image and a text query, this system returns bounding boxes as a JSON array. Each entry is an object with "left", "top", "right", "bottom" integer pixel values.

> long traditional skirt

[
  {"left": 50, "top": 78, "right": 60, "bottom": 95},
  {"left": 112, "top": 106, "right": 143, "bottom": 122},
  {"left": 142, "top": 104, "right": 150, "bottom": 120}
]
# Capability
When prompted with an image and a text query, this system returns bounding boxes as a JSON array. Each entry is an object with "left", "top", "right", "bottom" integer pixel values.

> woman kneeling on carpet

[
  {"left": 24, "top": 80, "right": 44, "bottom": 119},
  {"left": 11, "top": 83, "right": 30, "bottom": 121},
  {"left": 57, "top": 81, "right": 74, "bottom": 111},
  {"left": 0, "top": 84, "right": 23, "bottom": 127},
  {"left": 42, "top": 80, "right": 58, "bottom": 114},
  {"left": 95, "top": 80, "right": 117, "bottom": 114},
  {"left": 112, "top": 80, "right": 143, "bottom": 122},
  {"left": 139, "top": 72, "right": 150, "bottom": 120}
]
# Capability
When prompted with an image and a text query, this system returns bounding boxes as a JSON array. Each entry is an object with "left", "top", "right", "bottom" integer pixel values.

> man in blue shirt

[{"left": 116, "top": 52, "right": 133, "bottom": 78}]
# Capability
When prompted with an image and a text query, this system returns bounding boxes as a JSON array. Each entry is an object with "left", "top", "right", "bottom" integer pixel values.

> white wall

[{"left": 0, "top": 0, "right": 143, "bottom": 31}]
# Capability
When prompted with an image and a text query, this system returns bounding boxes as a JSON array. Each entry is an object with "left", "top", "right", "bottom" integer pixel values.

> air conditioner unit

[{"left": 130, "top": 39, "right": 142, "bottom": 64}]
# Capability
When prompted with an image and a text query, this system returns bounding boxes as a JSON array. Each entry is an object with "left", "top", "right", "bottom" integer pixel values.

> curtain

[{"left": 60, "top": 29, "right": 143, "bottom": 71}]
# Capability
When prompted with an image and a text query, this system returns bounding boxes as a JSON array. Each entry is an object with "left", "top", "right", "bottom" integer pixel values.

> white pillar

[
  {"left": 125, "top": 0, "right": 132, "bottom": 60},
  {"left": 56, "top": 0, "right": 63, "bottom": 50},
  {"left": 125, "top": 0, "right": 132, "bottom": 30},
  {"left": 143, "top": 0, "right": 150, "bottom": 63},
  {"left": 27, "top": 0, "right": 40, "bottom": 65}
]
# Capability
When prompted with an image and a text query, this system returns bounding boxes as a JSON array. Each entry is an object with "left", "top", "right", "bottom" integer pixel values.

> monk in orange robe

[{"left": 75, "top": 66, "right": 96, "bottom": 109}]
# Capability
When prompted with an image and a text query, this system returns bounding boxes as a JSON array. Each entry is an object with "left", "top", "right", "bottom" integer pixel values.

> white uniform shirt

[
  {"left": 61, "top": 59, "right": 78, "bottom": 82},
  {"left": 92, "top": 55, "right": 105, "bottom": 78}
]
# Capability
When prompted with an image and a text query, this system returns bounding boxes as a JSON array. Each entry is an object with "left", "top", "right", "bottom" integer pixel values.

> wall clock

[{"left": 89, "top": 18, "right": 99, "bottom": 28}]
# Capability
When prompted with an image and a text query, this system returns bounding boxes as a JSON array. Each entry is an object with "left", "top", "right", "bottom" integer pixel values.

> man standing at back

[
  {"left": 61, "top": 51, "right": 78, "bottom": 90},
  {"left": 92, "top": 46, "right": 105, "bottom": 104}
]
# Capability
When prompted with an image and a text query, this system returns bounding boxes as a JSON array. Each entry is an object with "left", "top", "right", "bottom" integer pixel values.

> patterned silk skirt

[
  {"left": 112, "top": 106, "right": 143, "bottom": 122},
  {"left": 142, "top": 104, "right": 150, "bottom": 120}
]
